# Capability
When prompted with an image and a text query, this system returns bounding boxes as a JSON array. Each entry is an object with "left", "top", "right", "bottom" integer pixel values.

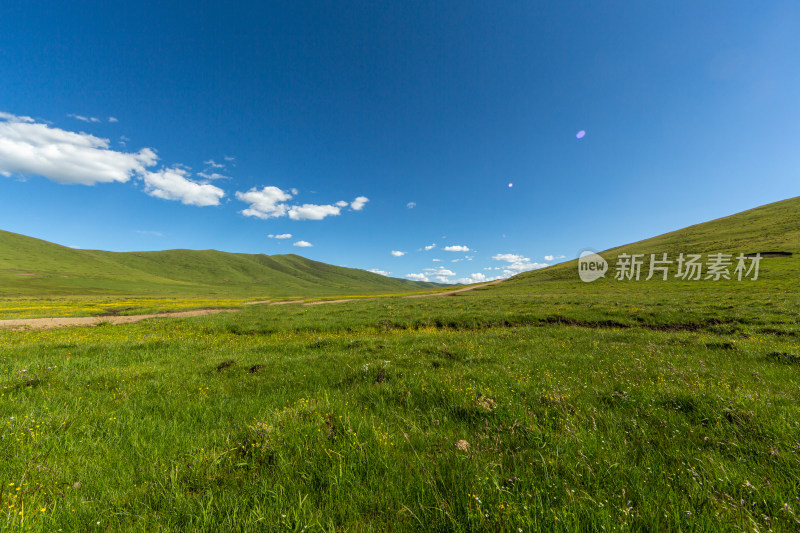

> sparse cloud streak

[{"left": 68, "top": 113, "right": 101, "bottom": 123}]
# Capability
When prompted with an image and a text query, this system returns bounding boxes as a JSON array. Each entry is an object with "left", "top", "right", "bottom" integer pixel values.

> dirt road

[
  {"left": 0, "top": 309, "right": 237, "bottom": 330},
  {"left": 0, "top": 280, "right": 504, "bottom": 330},
  {"left": 403, "top": 279, "right": 503, "bottom": 297}
]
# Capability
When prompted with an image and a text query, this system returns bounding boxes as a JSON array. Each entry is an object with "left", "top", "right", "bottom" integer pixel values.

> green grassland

[{"left": 1, "top": 197, "right": 799, "bottom": 531}]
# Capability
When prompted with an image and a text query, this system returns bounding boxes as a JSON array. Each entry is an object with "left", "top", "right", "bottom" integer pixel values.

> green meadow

[{"left": 1, "top": 197, "right": 799, "bottom": 531}]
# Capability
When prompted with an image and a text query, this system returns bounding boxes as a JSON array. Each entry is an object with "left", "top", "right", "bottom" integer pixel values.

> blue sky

[{"left": 1, "top": 2, "right": 798, "bottom": 283}]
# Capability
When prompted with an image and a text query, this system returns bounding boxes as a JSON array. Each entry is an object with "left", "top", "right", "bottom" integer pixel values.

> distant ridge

[{"left": 0, "top": 231, "right": 438, "bottom": 297}]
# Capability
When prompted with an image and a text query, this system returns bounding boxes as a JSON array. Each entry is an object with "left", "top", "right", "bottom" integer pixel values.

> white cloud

[
  {"left": 288, "top": 204, "right": 341, "bottom": 220},
  {"left": 267, "top": 233, "right": 292, "bottom": 239},
  {"left": 136, "top": 230, "right": 163, "bottom": 237},
  {"left": 368, "top": 268, "right": 391, "bottom": 276},
  {"left": 491, "top": 252, "right": 549, "bottom": 277},
  {"left": 350, "top": 196, "right": 368, "bottom": 211},
  {"left": 423, "top": 266, "right": 455, "bottom": 274},
  {"left": 391, "top": 250, "right": 406, "bottom": 257},
  {"left": 224, "top": 155, "right": 235, "bottom": 162},
  {"left": 406, "top": 202, "right": 416, "bottom": 209},
  {"left": 424, "top": 243, "right": 436, "bottom": 251},
  {"left": 203, "top": 159, "right": 224, "bottom": 168},
  {"left": 335, "top": 200, "right": 349, "bottom": 207},
  {"left": 407, "top": 265, "right": 461, "bottom": 284},
  {"left": 68, "top": 114, "right": 100, "bottom": 123},
  {"left": 544, "top": 254, "right": 566, "bottom": 261},
  {"left": 236, "top": 185, "right": 366, "bottom": 222},
  {"left": 0, "top": 112, "right": 228, "bottom": 207},
  {"left": 197, "top": 172, "right": 231, "bottom": 181},
  {"left": 197, "top": 171, "right": 231, "bottom": 180},
  {"left": 143, "top": 167, "right": 225, "bottom": 207},
  {"left": 501, "top": 262, "right": 548, "bottom": 276},
  {"left": 432, "top": 258, "right": 442, "bottom": 262},
  {"left": 0, "top": 112, "right": 33, "bottom": 122},
  {"left": 455, "top": 272, "right": 504, "bottom": 284},
  {"left": 421, "top": 267, "right": 457, "bottom": 284},
  {"left": 444, "top": 245, "right": 470, "bottom": 252},
  {"left": 290, "top": 188, "right": 299, "bottom": 195},
  {"left": 0, "top": 112, "right": 158, "bottom": 185},
  {"left": 492, "top": 253, "right": 527, "bottom": 262},
  {"left": 108, "top": 117, "right": 118, "bottom": 123},
  {"left": 293, "top": 240, "right": 313, "bottom": 247},
  {"left": 235, "top": 186, "right": 293, "bottom": 219}
]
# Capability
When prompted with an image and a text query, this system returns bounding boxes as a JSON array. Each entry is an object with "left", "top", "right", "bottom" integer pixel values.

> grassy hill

[
  {"left": 437, "top": 195, "right": 800, "bottom": 344},
  {"left": 506, "top": 194, "right": 800, "bottom": 285},
  {"left": 0, "top": 230, "right": 437, "bottom": 297}
]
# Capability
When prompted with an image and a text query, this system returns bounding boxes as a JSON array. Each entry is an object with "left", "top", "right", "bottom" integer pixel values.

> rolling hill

[
  {"left": 507, "top": 195, "right": 800, "bottom": 285},
  {"left": 0, "top": 230, "right": 438, "bottom": 297}
]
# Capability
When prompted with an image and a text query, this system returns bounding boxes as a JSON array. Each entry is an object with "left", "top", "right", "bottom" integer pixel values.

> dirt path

[
  {"left": 304, "top": 299, "right": 354, "bottom": 306},
  {"left": 0, "top": 309, "right": 237, "bottom": 330},
  {"left": 0, "top": 280, "right": 504, "bottom": 330},
  {"left": 404, "top": 279, "right": 504, "bottom": 297}
]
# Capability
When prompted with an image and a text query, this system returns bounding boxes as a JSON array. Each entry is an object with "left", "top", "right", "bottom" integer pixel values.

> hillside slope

[
  {"left": 0, "top": 231, "right": 437, "bottom": 297},
  {"left": 507, "top": 195, "right": 800, "bottom": 285}
]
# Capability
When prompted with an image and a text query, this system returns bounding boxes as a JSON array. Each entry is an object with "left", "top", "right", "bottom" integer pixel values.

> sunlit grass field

[
  {"left": 0, "top": 297, "right": 250, "bottom": 320},
  {"left": 0, "top": 290, "right": 454, "bottom": 321},
  {"left": 2, "top": 277, "right": 799, "bottom": 532},
  {"left": 2, "top": 197, "right": 799, "bottom": 531}
]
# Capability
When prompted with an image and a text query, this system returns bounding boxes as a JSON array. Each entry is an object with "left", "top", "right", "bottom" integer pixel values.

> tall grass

[{"left": 1, "top": 282, "right": 799, "bottom": 531}]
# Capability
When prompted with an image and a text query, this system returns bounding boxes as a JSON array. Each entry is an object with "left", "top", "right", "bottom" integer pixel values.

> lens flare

[{"left": 576, "top": 130, "right": 586, "bottom": 139}]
